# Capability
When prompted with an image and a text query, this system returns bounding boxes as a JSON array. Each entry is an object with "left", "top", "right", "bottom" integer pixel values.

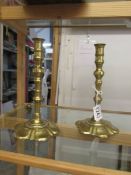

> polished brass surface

[
  {"left": 76, "top": 43, "right": 119, "bottom": 139},
  {"left": 15, "top": 38, "right": 59, "bottom": 141},
  {"left": 94, "top": 44, "right": 104, "bottom": 105},
  {"left": 76, "top": 118, "right": 119, "bottom": 139}
]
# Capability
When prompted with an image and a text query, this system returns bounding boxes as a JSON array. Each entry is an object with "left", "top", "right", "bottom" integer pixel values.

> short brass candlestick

[
  {"left": 75, "top": 44, "right": 119, "bottom": 139},
  {"left": 15, "top": 38, "right": 59, "bottom": 141}
]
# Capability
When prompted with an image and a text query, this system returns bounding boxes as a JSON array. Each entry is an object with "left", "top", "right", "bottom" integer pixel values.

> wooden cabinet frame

[
  {"left": 1, "top": 1, "right": 131, "bottom": 19},
  {"left": 0, "top": 1, "right": 131, "bottom": 175}
]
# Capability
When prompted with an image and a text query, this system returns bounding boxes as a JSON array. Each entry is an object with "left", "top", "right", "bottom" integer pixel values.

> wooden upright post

[
  {"left": 50, "top": 25, "right": 61, "bottom": 106},
  {"left": 17, "top": 32, "right": 26, "bottom": 106},
  {"left": 16, "top": 24, "right": 27, "bottom": 175},
  {"left": 48, "top": 24, "right": 61, "bottom": 158}
]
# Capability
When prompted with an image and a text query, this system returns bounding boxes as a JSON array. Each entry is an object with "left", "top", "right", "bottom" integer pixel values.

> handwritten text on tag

[{"left": 93, "top": 105, "right": 103, "bottom": 121}]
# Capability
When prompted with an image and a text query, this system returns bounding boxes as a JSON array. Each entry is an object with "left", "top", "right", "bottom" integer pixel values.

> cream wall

[{"left": 58, "top": 28, "right": 131, "bottom": 112}]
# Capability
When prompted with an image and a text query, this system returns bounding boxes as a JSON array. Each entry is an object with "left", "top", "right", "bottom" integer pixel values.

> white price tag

[{"left": 93, "top": 105, "right": 103, "bottom": 121}]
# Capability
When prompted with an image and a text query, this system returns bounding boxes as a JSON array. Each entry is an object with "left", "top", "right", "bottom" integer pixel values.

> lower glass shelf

[{"left": 0, "top": 105, "right": 131, "bottom": 175}]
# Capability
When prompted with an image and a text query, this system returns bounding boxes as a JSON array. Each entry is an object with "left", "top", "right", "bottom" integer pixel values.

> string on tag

[
  {"left": 92, "top": 86, "right": 103, "bottom": 97},
  {"left": 92, "top": 86, "right": 103, "bottom": 121}
]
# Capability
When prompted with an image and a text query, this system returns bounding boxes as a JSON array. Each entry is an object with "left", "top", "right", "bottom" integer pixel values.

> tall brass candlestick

[
  {"left": 15, "top": 38, "right": 59, "bottom": 141},
  {"left": 75, "top": 43, "right": 119, "bottom": 139}
]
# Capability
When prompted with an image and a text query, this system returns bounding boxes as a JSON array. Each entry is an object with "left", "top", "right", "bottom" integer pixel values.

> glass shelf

[{"left": 0, "top": 105, "right": 131, "bottom": 175}]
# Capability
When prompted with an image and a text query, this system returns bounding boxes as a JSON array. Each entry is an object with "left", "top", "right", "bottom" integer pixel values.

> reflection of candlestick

[
  {"left": 76, "top": 43, "right": 119, "bottom": 139},
  {"left": 15, "top": 38, "right": 59, "bottom": 141}
]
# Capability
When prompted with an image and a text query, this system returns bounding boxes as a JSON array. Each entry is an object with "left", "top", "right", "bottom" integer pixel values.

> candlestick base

[
  {"left": 75, "top": 117, "right": 119, "bottom": 139},
  {"left": 15, "top": 119, "right": 59, "bottom": 141}
]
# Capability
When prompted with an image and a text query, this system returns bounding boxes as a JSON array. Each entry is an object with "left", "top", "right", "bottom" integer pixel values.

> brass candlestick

[
  {"left": 15, "top": 38, "right": 59, "bottom": 141},
  {"left": 75, "top": 44, "right": 119, "bottom": 139}
]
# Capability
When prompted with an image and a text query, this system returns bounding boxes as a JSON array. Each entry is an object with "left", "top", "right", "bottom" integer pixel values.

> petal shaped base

[
  {"left": 15, "top": 120, "right": 59, "bottom": 141},
  {"left": 75, "top": 118, "right": 119, "bottom": 139}
]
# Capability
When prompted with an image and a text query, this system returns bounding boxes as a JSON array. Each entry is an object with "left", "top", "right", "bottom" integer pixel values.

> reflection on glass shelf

[
  {"left": 29, "top": 167, "right": 71, "bottom": 175},
  {"left": 0, "top": 128, "right": 131, "bottom": 173},
  {"left": 0, "top": 105, "right": 131, "bottom": 173},
  {"left": 55, "top": 137, "right": 131, "bottom": 171}
]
